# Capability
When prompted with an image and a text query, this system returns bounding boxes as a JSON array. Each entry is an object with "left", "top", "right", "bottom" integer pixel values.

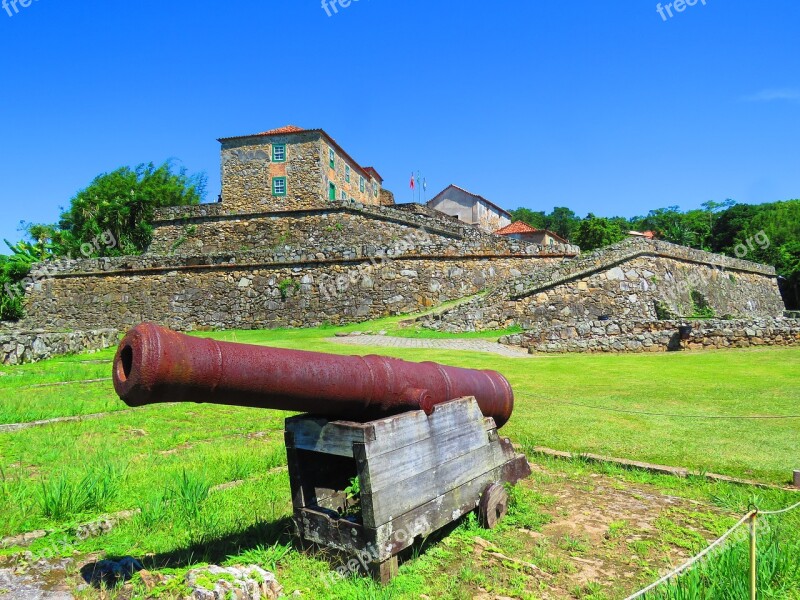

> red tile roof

[
  {"left": 495, "top": 221, "right": 569, "bottom": 244},
  {"left": 259, "top": 125, "right": 305, "bottom": 135},
  {"left": 217, "top": 126, "right": 380, "bottom": 183},
  {"left": 495, "top": 221, "right": 537, "bottom": 235}
]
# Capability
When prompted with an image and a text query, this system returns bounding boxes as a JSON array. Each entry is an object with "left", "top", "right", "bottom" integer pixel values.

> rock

[
  {"left": 185, "top": 565, "right": 282, "bottom": 600},
  {"left": 606, "top": 267, "right": 625, "bottom": 281}
]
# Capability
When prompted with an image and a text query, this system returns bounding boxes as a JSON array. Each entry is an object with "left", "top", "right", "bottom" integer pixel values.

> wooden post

[
  {"left": 749, "top": 512, "right": 757, "bottom": 600},
  {"left": 793, "top": 470, "right": 800, "bottom": 489}
]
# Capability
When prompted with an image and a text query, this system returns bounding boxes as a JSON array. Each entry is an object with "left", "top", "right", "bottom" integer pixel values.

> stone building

[
  {"left": 427, "top": 185, "right": 512, "bottom": 232},
  {"left": 219, "top": 125, "right": 387, "bottom": 212},
  {"left": 495, "top": 221, "right": 569, "bottom": 248}
]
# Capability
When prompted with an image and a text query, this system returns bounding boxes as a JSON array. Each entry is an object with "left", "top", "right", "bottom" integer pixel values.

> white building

[{"left": 427, "top": 184, "right": 512, "bottom": 233}]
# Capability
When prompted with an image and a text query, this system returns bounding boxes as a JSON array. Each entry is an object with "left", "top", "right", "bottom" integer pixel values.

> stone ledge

[
  {"left": 502, "top": 317, "right": 800, "bottom": 353},
  {"left": 0, "top": 328, "right": 119, "bottom": 366}
]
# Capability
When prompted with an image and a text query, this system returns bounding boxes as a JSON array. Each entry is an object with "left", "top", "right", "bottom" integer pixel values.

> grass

[{"left": 0, "top": 315, "right": 798, "bottom": 598}]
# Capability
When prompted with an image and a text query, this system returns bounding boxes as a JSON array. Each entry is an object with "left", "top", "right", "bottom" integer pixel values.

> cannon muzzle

[{"left": 113, "top": 323, "right": 514, "bottom": 427}]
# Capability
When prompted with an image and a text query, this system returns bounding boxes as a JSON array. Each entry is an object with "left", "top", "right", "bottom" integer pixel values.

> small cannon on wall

[{"left": 113, "top": 323, "right": 531, "bottom": 582}]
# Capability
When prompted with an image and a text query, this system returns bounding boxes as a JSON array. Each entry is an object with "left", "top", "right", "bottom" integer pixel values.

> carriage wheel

[{"left": 478, "top": 482, "right": 508, "bottom": 529}]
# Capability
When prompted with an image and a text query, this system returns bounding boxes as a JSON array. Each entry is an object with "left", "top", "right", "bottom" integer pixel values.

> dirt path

[
  {"left": 328, "top": 335, "right": 530, "bottom": 357},
  {"left": 506, "top": 465, "right": 731, "bottom": 598}
]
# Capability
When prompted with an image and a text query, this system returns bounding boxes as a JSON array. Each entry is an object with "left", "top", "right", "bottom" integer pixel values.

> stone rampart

[
  {"left": 500, "top": 317, "right": 800, "bottom": 353},
  {"left": 422, "top": 238, "right": 785, "bottom": 332}
]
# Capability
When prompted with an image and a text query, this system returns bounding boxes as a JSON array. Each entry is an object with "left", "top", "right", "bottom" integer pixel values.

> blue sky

[{"left": 0, "top": 0, "right": 798, "bottom": 244}]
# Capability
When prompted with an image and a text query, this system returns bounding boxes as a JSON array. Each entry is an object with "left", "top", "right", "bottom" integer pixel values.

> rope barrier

[
  {"left": 517, "top": 393, "right": 800, "bottom": 420},
  {"left": 624, "top": 499, "right": 800, "bottom": 599},
  {"left": 623, "top": 511, "right": 756, "bottom": 600},
  {"left": 757, "top": 500, "right": 800, "bottom": 516}
]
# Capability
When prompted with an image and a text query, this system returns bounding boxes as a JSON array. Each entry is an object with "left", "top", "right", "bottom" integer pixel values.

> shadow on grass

[
  {"left": 81, "top": 511, "right": 474, "bottom": 589},
  {"left": 81, "top": 516, "right": 295, "bottom": 588}
]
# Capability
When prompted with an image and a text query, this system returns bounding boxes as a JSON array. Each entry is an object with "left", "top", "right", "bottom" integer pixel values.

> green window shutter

[
  {"left": 329, "top": 148, "right": 335, "bottom": 169},
  {"left": 345, "top": 165, "right": 350, "bottom": 183},
  {"left": 360, "top": 176, "right": 365, "bottom": 193},
  {"left": 329, "top": 182, "right": 336, "bottom": 201}
]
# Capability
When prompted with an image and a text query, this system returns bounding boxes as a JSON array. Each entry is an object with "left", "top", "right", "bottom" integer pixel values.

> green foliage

[
  {"left": 643, "top": 522, "right": 800, "bottom": 599},
  {"left": 38, "top": 463, "right": 125, "bottom": 520},
  {"left": 232, "top": 542, "right": 292, "bottom": 573},
  {"left": 509, "top": 207, "right": 547, "bottom": 229},
  {"left": 654, "top": 301, "right": 678, "bottom": 321},
  {"left": 574, "top": 214, "right": 625, "bottom": 251},
  {"left": 1, "top": 238, "right": 42, "bottom": 320},
  {"left": 57, "top": 161, "right": 206, "bottom": 256},
  {"left": 344, "top": 476, "right": 361, "bottom": 501},
  {"left": 509, "top": 206, "right": 580, "bottom": 241},
  {"left": 278, "top": 278, "right": 300, "bottom": 300},
  {"left": 689, "top": 291, "right": 715, "bottom": 319}
]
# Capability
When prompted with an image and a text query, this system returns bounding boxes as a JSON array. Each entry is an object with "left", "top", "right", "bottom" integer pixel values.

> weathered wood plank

[
  {"left": 364, "top": 398, "right": 489, "bottom": 457},
  {"left": 297, "top": 508, "right": 372, "bottom": 553},
  {"left": 284, "top": 432, "right": 313, "bottom": 511},
  {"left": 285, "top": 397, "right": 491, "bottom": 459},
  {"left": 360, "top": 420, "right": 493, "bottom": 494},
  {"left": 363, "top": 434, "right": 520, "bottom": 527},
  {"left": 369, "top": 455, "right": 532, "bottom": 557},
  {"left": 285, "top": 416, "right": 371, "bottom": 457}
]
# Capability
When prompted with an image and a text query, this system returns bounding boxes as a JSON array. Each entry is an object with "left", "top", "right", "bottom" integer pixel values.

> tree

[
  {"left": 710, "top": 203, "right": 759, "bottom": 253},
  {"left": 57, "top": 161, "right": 206, "bottom": 257},
  {"left": 776, "top": 241, "right": 800, "bottom": 309},
  {"left": 574, "top": 214, "right": 625, "bottom": 251},
  {"left": 0, "top": 239, "right": 41, "bottom": 321},
  {"left": 545, "top": 207, "right": 580, "bottom": 241},
  {"left": 509, "top": 208, "right": 547, "bottom": 229}
]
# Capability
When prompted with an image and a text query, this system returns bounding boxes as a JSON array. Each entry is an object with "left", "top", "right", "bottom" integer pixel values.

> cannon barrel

[{"left": 113, "top": 323, "right": 514, "bottom": 427}]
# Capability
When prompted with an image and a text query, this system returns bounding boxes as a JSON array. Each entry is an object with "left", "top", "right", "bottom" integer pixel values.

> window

[
  {"left": 341, "top": 191, "right": 347, "bottom": 201},
  {"left": 272, "top": 177, "right": 287, "bottom": 197},
  {"left": 329, "top": 182, "right": 336, "bottom": 201},
  {"left": 329, "top": 148, "right": 335, "bottom": 169},
  {"left": 345, "top": 165, "right": 350, "bottom": 183},
  {"left": 272, "top": 144, "right": 286, "bottom": 163},
  {"left": 372, "top": 181, "right": 378, "bottom": 196},
  {"left": 359, "top": 176, "right": 365, "bottom": 193}
]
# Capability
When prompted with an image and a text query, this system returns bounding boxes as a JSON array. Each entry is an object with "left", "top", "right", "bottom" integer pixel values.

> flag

[
  {"left": 423, "top": 178, "right": 427, "bottom": 192},
  {"left": 410, "top": 173, "right": 415, "bottom": 190}
]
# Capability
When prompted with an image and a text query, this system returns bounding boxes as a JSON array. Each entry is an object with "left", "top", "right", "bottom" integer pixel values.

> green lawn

[
  {"left": 0, "top": 318, "right": 798, "bottom": 598},
  {"left": 207, "top": 325, "right": 800, "bottom": 486}
]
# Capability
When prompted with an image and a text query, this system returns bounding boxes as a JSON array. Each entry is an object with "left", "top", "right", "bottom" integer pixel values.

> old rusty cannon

[{"left": 113, "top": 323, "right": 531, "bottom": 582}]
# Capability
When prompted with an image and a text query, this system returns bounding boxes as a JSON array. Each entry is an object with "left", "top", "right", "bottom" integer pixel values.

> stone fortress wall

[
  {"left": 420, "top": 238, "right": 786, "bottom": 332},
  {"left": 18, "top": 201, "right": 579, "bottom": 332},
  {"left": 11, "top": 200, "right": 788, "bottom": 340}
]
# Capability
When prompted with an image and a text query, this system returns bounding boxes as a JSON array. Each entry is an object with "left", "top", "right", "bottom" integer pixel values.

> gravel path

[{"left": 328, "top": 335, "right": 530, "bottom": 358}]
